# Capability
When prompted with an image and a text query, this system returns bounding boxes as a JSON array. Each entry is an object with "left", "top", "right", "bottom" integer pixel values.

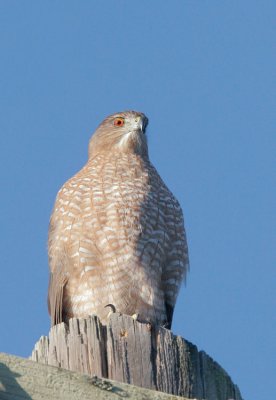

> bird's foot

[
  {"left": 161, "top": 321, "right": 171, "bottom": 329},
  {"left": 104, "top": 304, "right": 116, "bottom": 318}
]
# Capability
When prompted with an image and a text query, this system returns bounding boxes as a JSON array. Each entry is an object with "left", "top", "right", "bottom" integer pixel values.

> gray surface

[{"left": 0, "top": 352, "right": 188, "bottom": 400}]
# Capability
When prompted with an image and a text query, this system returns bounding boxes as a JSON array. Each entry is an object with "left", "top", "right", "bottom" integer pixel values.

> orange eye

[{"left": 114, "top": 117, "right": 125, "bottom": 127}]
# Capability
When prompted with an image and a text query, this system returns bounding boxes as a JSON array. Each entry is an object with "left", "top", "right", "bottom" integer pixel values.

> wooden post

[{"left": 31, "top": 313, "right": 243, "bottom": 400}]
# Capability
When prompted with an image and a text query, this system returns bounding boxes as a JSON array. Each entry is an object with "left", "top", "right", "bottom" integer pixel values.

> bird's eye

[{"left": 114, "top": 117, "right": 125, "bottom": 127}]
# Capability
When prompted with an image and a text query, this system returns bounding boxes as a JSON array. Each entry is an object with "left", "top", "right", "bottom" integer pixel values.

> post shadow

[{"left": 0, "top": 362, "right": 32, "bottom": 399}]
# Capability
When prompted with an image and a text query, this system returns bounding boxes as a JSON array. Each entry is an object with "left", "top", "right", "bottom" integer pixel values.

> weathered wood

[
  {"left": 0, "top": 352, "right": 189, "bottom": 400},
  {"left": 106, "top": 313, "right": 155, "bottom": 389},
  {"left": 156, "top": 328, "right": 203, "bottom": 397},
  {"left": 33, "top": 316, "right": 107, "bottom": 378},
  {"left": 31, "top": 313, "right": 243, "bottom": 400}
]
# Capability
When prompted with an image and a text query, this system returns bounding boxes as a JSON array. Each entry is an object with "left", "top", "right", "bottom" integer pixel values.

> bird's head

[{"left": 88, "top": 111, "right": 149, "bottom": 159}]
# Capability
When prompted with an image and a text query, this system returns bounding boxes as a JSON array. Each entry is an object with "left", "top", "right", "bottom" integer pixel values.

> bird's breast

[{"left": 50, "top": 154, "right": 158, "bottom": 249}]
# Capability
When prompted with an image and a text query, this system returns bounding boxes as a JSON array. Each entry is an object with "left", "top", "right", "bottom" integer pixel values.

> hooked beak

[
  {"left": 135, "top": 116, "right": 148, "bottom": 134},
  {"left": 142, "top": 116, "right": 148, "bottom": 133}
]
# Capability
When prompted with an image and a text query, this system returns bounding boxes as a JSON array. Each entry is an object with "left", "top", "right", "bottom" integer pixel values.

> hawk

[{"left": 48, "top": 111, "right": 189, "bottom": 328}]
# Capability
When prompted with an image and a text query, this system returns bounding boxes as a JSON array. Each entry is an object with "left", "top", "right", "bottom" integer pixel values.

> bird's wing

[
  {"left": 47, "top": 210, "right": 70, "bottom": 326},
  {"left": 162, "top": 193, "right": 189, "bottom": 328},
  {"left": 47, "top": 257, "right": 69, "bottom": 326}
]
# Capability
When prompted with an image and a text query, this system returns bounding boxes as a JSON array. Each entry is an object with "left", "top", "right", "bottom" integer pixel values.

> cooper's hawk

[{"left": 48, "top": 111, "right": 189, "bottom": 328}]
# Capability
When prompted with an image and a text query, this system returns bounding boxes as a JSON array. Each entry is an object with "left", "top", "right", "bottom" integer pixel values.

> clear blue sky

[{"left": 0, "top": 2, "right": 275, "bottom": 399}]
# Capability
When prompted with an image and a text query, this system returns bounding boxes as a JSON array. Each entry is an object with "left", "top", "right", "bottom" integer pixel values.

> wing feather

[{"left": 47, "top": 269, "right": 68, "bottom": 326}]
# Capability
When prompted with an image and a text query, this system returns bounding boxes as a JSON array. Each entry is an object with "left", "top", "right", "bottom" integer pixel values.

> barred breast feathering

[{"left": 48, "top": 111, "right": 189, "bottom": 328}]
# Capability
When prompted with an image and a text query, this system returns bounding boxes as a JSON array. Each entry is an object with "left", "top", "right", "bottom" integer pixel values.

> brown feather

[{"left": 47, "top": 111, "right": 189, "bottom": 327}]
